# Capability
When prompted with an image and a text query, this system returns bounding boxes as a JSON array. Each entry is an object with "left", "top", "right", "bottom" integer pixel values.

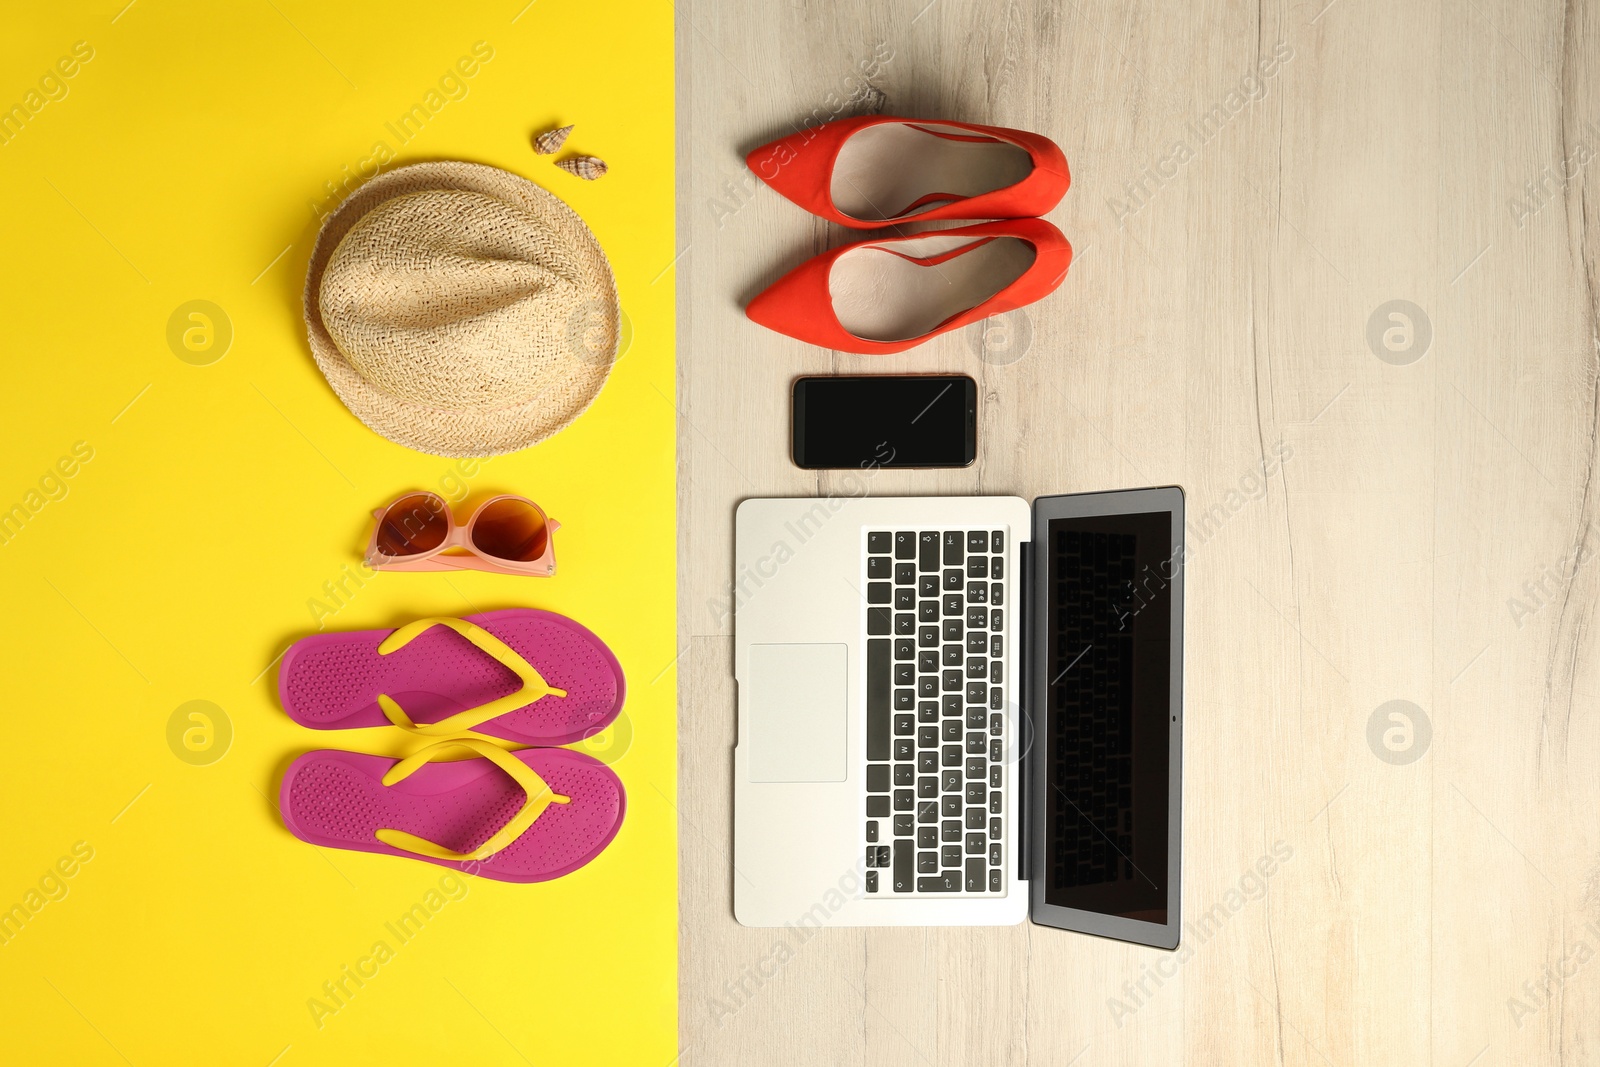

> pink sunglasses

[{"left": 364, "top": 492, "right": 560, "bottom": 577}]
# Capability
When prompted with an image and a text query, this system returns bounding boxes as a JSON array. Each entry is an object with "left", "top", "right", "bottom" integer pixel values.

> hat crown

[{"left": 318, "top": 190, "right": 596, "bottom": 410}]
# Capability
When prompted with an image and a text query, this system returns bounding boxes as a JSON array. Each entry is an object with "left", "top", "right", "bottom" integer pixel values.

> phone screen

[{"left": 792, "top": 375, "right": 977, "bottom": 469}]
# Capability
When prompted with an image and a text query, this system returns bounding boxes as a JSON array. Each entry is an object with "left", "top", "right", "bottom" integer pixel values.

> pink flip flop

[
  {"left": 279, "top": 738, "right": 625, "bottom": 882},
  {"left": 278, "top": 609, "right": 625, "bottom": 745}
]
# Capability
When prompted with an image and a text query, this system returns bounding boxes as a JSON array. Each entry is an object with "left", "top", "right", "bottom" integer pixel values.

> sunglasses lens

[
  {"left": 470, "top": 498, "right": 548, "bottom": 562},
  {"left": 375, "top": 494, "right": 449, "bottom": 556}
]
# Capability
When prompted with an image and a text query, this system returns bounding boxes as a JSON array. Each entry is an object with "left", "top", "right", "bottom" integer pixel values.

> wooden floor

[{"left": 675, "top": 2, "right": 1600, "bottom": 1063}]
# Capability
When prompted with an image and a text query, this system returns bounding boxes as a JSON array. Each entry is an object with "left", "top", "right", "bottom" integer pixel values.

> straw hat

[{"left": 303, "top": 161, "right": 620, "bottom": 457}]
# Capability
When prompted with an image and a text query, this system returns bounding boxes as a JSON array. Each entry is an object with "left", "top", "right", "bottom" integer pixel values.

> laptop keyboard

[{"left": 862, "top": 528, "right": 1007, "bottom": 896}]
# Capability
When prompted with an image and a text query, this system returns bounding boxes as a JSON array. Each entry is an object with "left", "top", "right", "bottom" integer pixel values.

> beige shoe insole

[
  {"left": 828, "top": 234, "right": 1036, "bottom": 342},
  {"left": 830, "top": 123, "right": 1033, "bottom": 222}
]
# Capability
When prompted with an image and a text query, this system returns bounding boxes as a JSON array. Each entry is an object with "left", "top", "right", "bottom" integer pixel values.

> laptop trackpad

[{"left": 747, "top": 643, "right": 847, "bottom": 783}]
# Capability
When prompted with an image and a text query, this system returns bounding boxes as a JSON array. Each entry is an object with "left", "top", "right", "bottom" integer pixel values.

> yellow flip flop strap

[
  {"left": 374, "top": 737, "right": 570, "bottom": 862},
  {"left": 375, "top": 617, "right": 568, "bottom": 740}
]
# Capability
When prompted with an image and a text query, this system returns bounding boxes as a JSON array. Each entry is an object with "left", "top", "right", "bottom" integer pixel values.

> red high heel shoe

[
  {"left": 745, "top": 219, "right": 1071, "bottom": 355},
  {"left": 746, "top": 116, "right": 1069, "bottom": 228}
]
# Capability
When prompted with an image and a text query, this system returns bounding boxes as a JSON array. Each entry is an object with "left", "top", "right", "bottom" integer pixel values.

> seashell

[
  {"left": 534, "top": 124, "right": 574, "bottom": 155},
  {"left": 556, "top": 155, "right": 608, "bottom": 180}
]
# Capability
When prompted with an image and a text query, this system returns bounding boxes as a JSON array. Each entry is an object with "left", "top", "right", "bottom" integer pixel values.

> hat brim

[{"left": 303, "top": 161, "right": 621, "bottom": 458}]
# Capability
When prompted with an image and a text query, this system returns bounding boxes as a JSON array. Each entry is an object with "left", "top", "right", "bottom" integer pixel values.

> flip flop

[
  {"left": 279, "top": 738, "right": 625, "bottom": 882},
  {"left": 278, "top": 609, "right": 625, "bottom": 745}
]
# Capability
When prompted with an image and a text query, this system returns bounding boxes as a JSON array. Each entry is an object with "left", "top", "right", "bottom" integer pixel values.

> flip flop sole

[
  {"left": 279, "top": 746, "right": 625, "bottom": 883},
  {"left": 278, "top": 608, "right": 625, "bottom": 745}
]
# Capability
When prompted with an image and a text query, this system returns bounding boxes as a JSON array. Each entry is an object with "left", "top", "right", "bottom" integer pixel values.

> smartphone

[{"left": 791, "top": 375, "right": 977, "bottom": 470}]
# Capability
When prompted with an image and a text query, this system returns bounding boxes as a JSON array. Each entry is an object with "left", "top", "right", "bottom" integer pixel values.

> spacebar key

[
  {"left": 917, "top": 872, "right": 960, "bottom": 892},
  {"left": 893, "top": 840, "right": 913, "bottom": 892},
  {"left": 867, "top": 638, "right": 890, "bottom": 761}
]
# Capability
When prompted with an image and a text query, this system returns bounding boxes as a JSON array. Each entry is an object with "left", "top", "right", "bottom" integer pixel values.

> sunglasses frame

[{"left": 364, "top": 492, "right": 560, "bottom": 577}]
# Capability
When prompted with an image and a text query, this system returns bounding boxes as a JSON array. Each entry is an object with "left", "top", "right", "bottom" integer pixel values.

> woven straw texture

[{"left": 303, "top": 161, "right": 619, "bottom": 457}]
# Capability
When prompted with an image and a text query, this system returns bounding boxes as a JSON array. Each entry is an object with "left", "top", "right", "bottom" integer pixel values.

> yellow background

[{"left": 0, "top": 2, "right": 676, "bottom": 1063}]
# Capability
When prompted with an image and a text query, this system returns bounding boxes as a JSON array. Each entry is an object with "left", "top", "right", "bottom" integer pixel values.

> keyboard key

[
  {"left": 868, "top": 582, "right": 891, "bottom": 604},
  {"left": 918, "top": 851, "right": 938, "bottom": 873},
  {"left": 942, "top": 670, "right": 962, "bottom": 692},
  {"left": 941, "top": 719, "right": 961, "bottom": 742},
  {"left": 967, "top": 607, "right": 988, "bottom": 629},
  {"left": 943, "top": 531, "right": 963, "bottom": 564},
  {"left": 918, "top": 676, "right": 938, "bottom": 698},
  {"left": 941, "top": 745, "right": 961, "bottom": 767},
  {"left": 942, "top": 619, "right": 962, "bottom": 641},
  {"left": 893, "top": 814, "right": 914, "bottom": 836},
  {"left": 943, "top": 568, "right": 963, "bottom": 591},
  {"left": 941, "top": 821, "right": 962, "bottom": 843},
  {"left": 918, "top": 701, "right": 938, "bottom": 723},
  {"left": 919, "top": 531, "right": 939, "bottom": 571},
  {"left": 894, "top": 764, "right": 914, "bottom": 786},
  {"left": 876, "top": 845, "right": 894, "bottom": 866},
  {"left": 866, "top": 870, "right": 879, "bottom": 892},
  {"left": 990, "top": 714, "right": 1003, "bottom": 736},
  {"left": 989, "top": 843, "right": 1002, "bottom": 867},
  {"left": 966, "top": 632, "right": 987, "bottom": 653},
  {"left": 989, "top": 790, "right": 1002, "bottom": 814},
  {"left": 867, "top": 765, "right": 889, "bottom": 792},
  {"left": 991, "top": 556, "right": 1004, "bottom": 579},
  {"left": 940, "top": 769, "right": 960, "bottom": 793},
  {"left": 989, "top": 739, "right": 1002, "bottom": 761},
  {"left": 967, "top": 656, "right": 986, "bottom": 676},
  {"left": 893, "top": 789, "right": 913, "bottom": 811},
  {"left": 918, "top": 873, "right": 960, "bottom": 892},
  {"left": 867, "top": 607, "right": 891, "bottom": 635},
  {"left": 966, "top": 857, "right": 984, "bottom": 892},
  {"left": 894, "top": 532, "right": 916, "bottom": 560},
  {"left": 990, "top": 608, "right": 1003, "bottom": 631},
  {"left": 965, "top": 782, "right": 985, "bottom": 803},
  {"left": 893, "top": 841, "right": 913, "bottom": 892},
  {"left": 893, "top": 662, "right": 914, "bottom": 685},
  {"left": 989, "top": 687, "right": 1004, "bottom": 710},
  {"left": 966, "top": 731, "right": 985, "bottom": 755},
  {"left": 990, "top": 660, "right": 1003, "bottom": 683},
  {"left": 991, "top": 531, "right": 1004, "bottom": 553},
  {"left": 895, "top": 562, "right": 916, "bottom": 585},
  {"left": 967, "top": 555, "right": 988, "bottom": 578},
  {"left": 965, "top": 806, "right": 986, "bottom": 830},
  {"left": 940, "top": 844, "right": 962, "bottom": 867},
  {"left": 866, "top": 821, "right": 879, "bottom": 842},
  {"left": 989, "top": 765, "right": 1001, "bottom": 788},
  {"left": 942, "top": 694, "right": 961, "bottom": 717},
  {"left": 918, "top": 600, "right": 938, "bottom": 622},
  {"left": 918, "top": 826, "right": 938, "bottom": 848},
  {"left": 943, "top": 594, "right": 963, "bottom": 617},
  {"left": 894, "top": 739, "right": 914, "bottom": 761},
  {"left": 968, "top": 531, "right": 987, "bottom": 551},
  {"left": 990, "top": 635, "right": 1002, "bottom": 658},
  {"left": 895, "top": 639, "right": 914, "bottom": 660},
  {"left": 918, "top": 574, "right": 939, "bottom": 597},
  {"left": 989, "top": 817, "right": 1002, "bottom": 839},
  {"left": 868, "top": 532, "right": 890, "bottom": 553},
  {"left": 966, "top": 582, "right": 987, "bottom": 604},
  {"left": 917, "top": 775, "right": 937, "bottom": 798},
  {"left": 918, "top": 626, "right": 939, "bottom": 648},
  {"left": 916, "top": 801, "right": 938, "bottom": 824},
  {"left": 868, "top": 556, "right": 891, "bottom": 579},
  {"left": 989, "top": 869, "right": 1001, "bottom": 892},
  {"left": 867, "top": 639, "right": 890, "bottom": 760},
  {"left": 941, "top": 795, "right": 961, "bottom": 817},
  {"left": 966, "top": 757, "right": 986, "bottom": 779},
  {"left": 894, "top": 691, "right": 914, "bottom": 712},
  {"left": 918, "top": 650, "right": 938, "bottom": 673},
  {"left": 895, "top": 587, "right": 915, "bottom": 610},
  {"left": 967, "top": 681, "right": 987, "bottom": 703},
  {"left": 918, "top": 751, "right": 937, "bottom": 772},
  {"left": 894, "top": 613, "right": 914, "bottom": 636},
  {"left": 965, "top": 833, "right": 985, "bottom": 855},
  {"left": 990, "top": 583, "right": 1003, "bottom": 606},
  {"left": 943, "top": 644, "right": 962, "bottom": 666}
]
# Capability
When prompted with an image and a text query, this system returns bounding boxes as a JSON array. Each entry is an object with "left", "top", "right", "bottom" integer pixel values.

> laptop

[{"left": 732, "top": 488, "right": 1183, "bottom": 948}]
